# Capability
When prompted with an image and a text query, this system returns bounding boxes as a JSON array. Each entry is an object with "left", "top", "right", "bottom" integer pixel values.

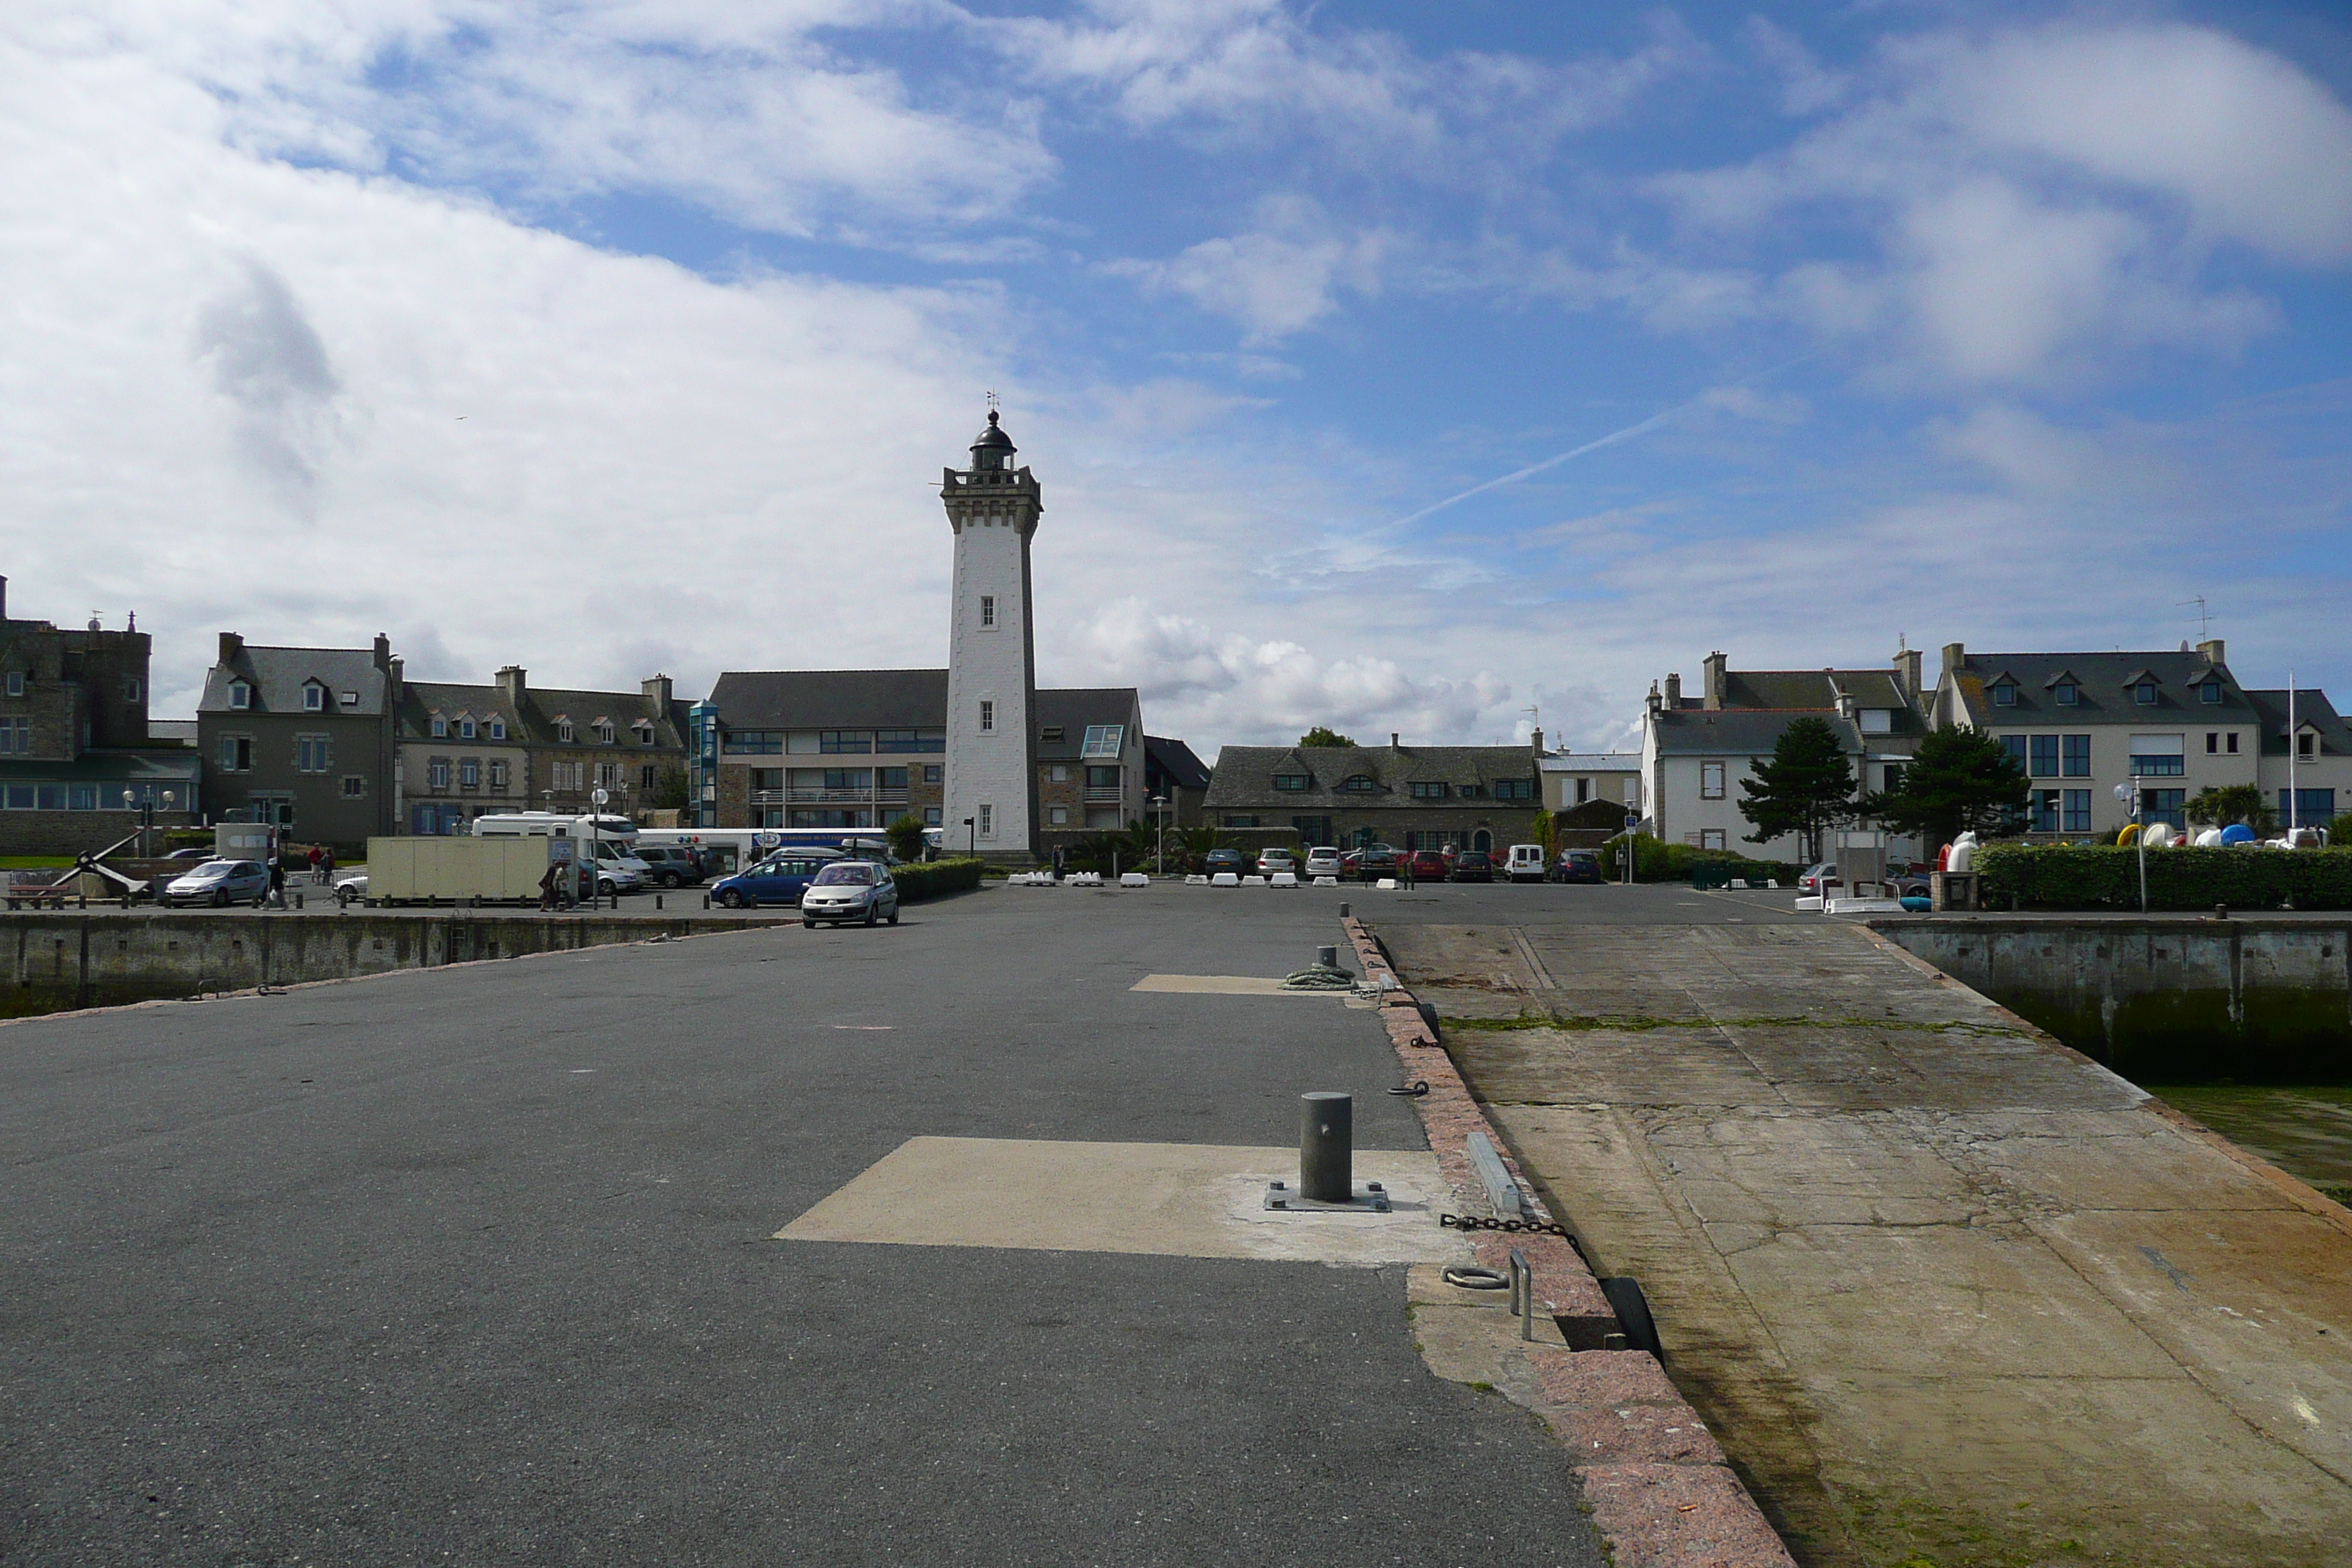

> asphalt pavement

[{"left": 1, "top": 879, "right": 1613, "bottom": 1566}]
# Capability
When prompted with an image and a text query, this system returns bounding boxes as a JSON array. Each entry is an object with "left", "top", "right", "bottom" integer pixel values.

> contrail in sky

[{"left": 1390, "top": 358, "right": 1812, "bottom": 529}]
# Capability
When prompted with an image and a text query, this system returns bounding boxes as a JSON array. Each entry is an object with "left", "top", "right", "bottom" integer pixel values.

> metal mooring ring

[{"left": 1441, "top": 1265, "right": 1509, "bottom": 1291}]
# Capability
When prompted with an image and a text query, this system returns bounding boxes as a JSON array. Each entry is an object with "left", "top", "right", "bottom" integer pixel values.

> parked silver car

[
  {"left": 799, "top": 860, "right": 899, "bottom": 927},
  {"left": 164, "top": 859, "right": 271, "bottom": 907}
]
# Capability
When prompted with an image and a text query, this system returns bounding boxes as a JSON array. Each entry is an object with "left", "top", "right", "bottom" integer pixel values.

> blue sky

[{"left": 4, "top": 1, "right": 2348, "bottom": 751}]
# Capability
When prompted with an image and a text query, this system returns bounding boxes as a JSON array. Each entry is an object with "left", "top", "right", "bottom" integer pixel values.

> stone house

[
  {"left": 1201, "top": 736, "right": 1542, "bottom": 853},
  {"left": 197, "top": 632, "right": 398, "bottom": 846},
  {"left": 0, "top": 580, "right": 198, "bottom": 854},
  {"left": 394, "top": 666, "right": 688, "bottom": 834}
]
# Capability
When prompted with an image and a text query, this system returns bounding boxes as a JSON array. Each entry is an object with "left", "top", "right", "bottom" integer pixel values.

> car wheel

[
  {"left": 802, "top": 918, "right": 817, "bottom": 928},
  {"left": 864, "top": 905, "right": 877, "bottom": 927},
  {"left": 210, "top": 889, "right": 227, "bottom": 908},
  {"left": 660, "top": 872, "right": 681, "bottom": 888},
  {"left": 887, "top": 908, "right": 899, "bottom": 926},
  {"left": 718, "top": 889, "right": 745, "bottom": 909}
]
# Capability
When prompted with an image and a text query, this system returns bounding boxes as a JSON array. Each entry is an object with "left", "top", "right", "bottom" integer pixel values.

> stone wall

[
  {"left": 1873, "top": 915, "right": 2352, "bottom": 1077},
  {"left": 1, "top": 911, "right": 787, "bottom": 1016},
  {"left": 0, "top": 811, "right": 200, "bottom": 858}
]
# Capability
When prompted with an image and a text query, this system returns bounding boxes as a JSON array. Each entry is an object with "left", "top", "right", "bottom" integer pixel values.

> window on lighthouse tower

[{"left": 980, "top": 595, "right": 996, "bottom": 628}]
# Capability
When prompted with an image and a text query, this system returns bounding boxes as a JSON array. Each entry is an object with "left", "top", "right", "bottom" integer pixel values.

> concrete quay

[
  {"left": 1375, "top": 910, "right": 2352, "bottom": 1568},
  {"left": 0, "top": 881, "right": 1629, "bottom": 1567}
]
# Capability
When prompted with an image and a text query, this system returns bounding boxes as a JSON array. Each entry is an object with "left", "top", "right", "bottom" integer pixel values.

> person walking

[
  {"left": 306, "top": 844, "right": 324, "bottom": 886},
  {"left": 266, "top": 856, "right": 287, "bottom": 910},
  {"left": 320, "top": 844, "right": 336, "bottom": 886},
  {"left": 538, "top": 859, "right": 567, "bottom": 912}
]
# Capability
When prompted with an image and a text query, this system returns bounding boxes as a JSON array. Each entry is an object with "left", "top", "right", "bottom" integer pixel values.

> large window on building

[
  {"left": 2062, "top": 790, "right": 2091, "bottom": 832},
  {"left": 295, "top": 735, "right": 331, "bottom": 773},
  {"left": 459, "top": 759, "right": 480, "bottom": 788},
  {"left": 2127, "top": 734, "right": 2185, "bottom": 776},
  {"left": 1700, "top": 761, "right": 1725, "bottom": 799},
  {"left": 820, "top": 731, "right": 872, "bottom": 753},
  {"left": 1339, "top": 774, "right": 1380, "bottom": 793},
  {"left": 0, "top": 717, "right": 29, "bottom": 754},
  {"left": 725, "top": 731, "right": 783, "bottom": 754},
  {"left": 2144, "top": 788, "right": 2186, "bottom": 830},
  {"left": 876, "top": 729, "right": 945, "bottom": 753},
  {"left": 2029, "top": 735, "right": 2058, "bottom": 777},
  {"left": 1081, "top": 725, "right": 1125, "bottom": 758},
  {"left": 2281, "top": 788, "right": 2336, "bottom": 823},
  {"left": 428, "top": 758, "right": 451, "bottom": 789},
  {"left": 1494, "top": 778, "right": 1533, "bottom": 801},
  {"left": 1273, "top": 772, "right": 1311, "bottom": 791},
  {"left": 2062, "top": 734, "right": 2092, "bottom": 777},
  {"left": 218, "top": 734, "right": 253, "bottom": 772},
  {"left": 1409, "top": 781, "right": 1448, "bottom": 799}
]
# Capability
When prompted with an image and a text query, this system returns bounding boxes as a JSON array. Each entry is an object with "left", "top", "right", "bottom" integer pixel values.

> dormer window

[
  {"left": 1990, "top": 681, "right": 2016, "bottom": 707},
  {"left": 2134, "top": 680, "right": 2158, "bottom": 706},
  {"left": 595, "top": 720, "right": 616, "bottom": 745},
  {"left": 2299, "top": 731, "right": 2318, "bottom": 759},
  {"left": 430, "top": 715, "right": 447, "bottom": 738},
  {"left": 1080, "top": 725, "right": 1125, "bottom": 758},
  {"left": 2200, "top": 679, "right": 2223, "bottom": 704},
  {"left": 1409, "top": 781, "right": 1449, "bottom": 799},
  {"left": 341, "top": 690, "right": 359, "bottom": 707},
  {"left": 2054, "top": 682, "right": 2078, "bottom": 706},
  {"left": 303, "top": 682, "right": 325, "bottom": 712},
  {"left": 489, "top": 719, "right": 506, "bottom": 740},
  {"left": 1340, "top": 774, "right": 1381, "bottom": 794},
  {"left": 1273, "top": 772, "right": 1311, "bottom": 791},
  {"left": 557, "top": 720, "right": 574, "bottom": 742},
  {"left": 633, "top": 719, "right": 655, "bottom": 743},
  {"left": 229, "top": 679, "right": 251, "bottom": 710},
  {"left": 459, "top": 717, "right": 476, "bottom": 739}
]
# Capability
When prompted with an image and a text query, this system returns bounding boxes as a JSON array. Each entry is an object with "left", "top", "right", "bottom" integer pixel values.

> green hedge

[
  {"left": 1598, "top": 834, "right": 1803, "bottom": 886},
  {"left": 1977, "top": 844, "right": 2352, "bottom": 911},
  {"left": 894, "top": 858, "right": 985, "bottom": 901}
]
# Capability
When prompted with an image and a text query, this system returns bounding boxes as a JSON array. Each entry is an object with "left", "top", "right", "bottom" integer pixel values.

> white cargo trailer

[{"left": 364, "top": 834, "right": 575, "bottom": 905}]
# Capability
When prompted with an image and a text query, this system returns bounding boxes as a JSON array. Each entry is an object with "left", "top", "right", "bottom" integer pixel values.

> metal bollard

[
  {"left": 1339, "top": 901, "right": 1350, "bottom": 919},
  {"left": 1299, "top": 1092, "right": 1352, "bottom": 1203},
  {"left": 1316, "top": 943, "right": 1338, "bottom": 969},
  {"left": 295, "top": 892, "right": 304, "bottom": 910},
  {"left": 655, "top": 894, "right": 663, "bottom": 911},
  {"left": 1507, "top": 1248, "right": 1535, "bottom": 1341}
]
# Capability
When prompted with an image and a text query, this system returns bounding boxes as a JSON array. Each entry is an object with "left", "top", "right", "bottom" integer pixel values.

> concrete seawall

[
  {"left": 2, "top": 911, "right": 790, "bottom": 1015},
  {"left": 1873, "top": 915, "right": 2352, "bottom": 1077}
]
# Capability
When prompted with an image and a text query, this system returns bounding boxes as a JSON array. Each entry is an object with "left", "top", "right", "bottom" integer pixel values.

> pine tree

[
  {"left": 1860, "top": 725, "right": 2029, "bottom": 847},
  {"left": 1738, "top": 717, "right": 1857, "bottom": 862}
]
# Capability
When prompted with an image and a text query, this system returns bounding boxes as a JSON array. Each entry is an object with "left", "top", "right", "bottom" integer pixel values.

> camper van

[{"left": 471, "top": 813, "right": 649, "bottom": 892}]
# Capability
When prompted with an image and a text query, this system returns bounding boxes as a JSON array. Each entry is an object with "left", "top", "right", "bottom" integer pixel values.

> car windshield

[
  {"left": 813, "top": 863, "right": 877, "bottom": 886},
  {"left": 190, "top": 860, "right": 239, "bottom": 876}
]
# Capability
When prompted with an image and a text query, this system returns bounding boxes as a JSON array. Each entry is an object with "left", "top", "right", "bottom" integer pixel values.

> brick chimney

[
  {"left": 1895, "top": 646, "right": 1923, "bottom": 698},
  {"left": 498, "top": 666, "right": 527, "bottom": 706},
  {"left": 2197, "top": 638, "right": 2225, "bottom": 667},
  {"left": 1529, "top": 726, "right": 1544, "bottom": 754},
  {"left": 641, "top": 673, "right": 674, "bottom": 709},
  {"left": 1941, "top": 641, "right": 1965, "bottom": 676},
  {"left": 1663, "top": 672, "right": 1681, "bottom": 708},
  {"left": 1390, "top": 732, "right": 1401, "bottom": 750},
  {"left": 372, "top": 632, "right": 391, "bottom": 671},
  {"left": 1702, "top": 652, "right": 1727, "bottom": 710},
  {"left": 218, "top": 631, "right": 244, "bottom": 666}
]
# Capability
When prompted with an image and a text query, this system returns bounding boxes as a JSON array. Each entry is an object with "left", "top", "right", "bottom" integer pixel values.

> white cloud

[
  {"left": 1068, "top": 598, "right": 1511, "bottom": 747},
  {"left": 1653, "top": 21, "right": 2352, "bottom": 384},
  {"left": 1109, "top": 206, "right": 1388, "bottom": 341}
]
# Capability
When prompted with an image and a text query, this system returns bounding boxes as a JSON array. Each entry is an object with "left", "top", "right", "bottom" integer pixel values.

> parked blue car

[{"left": 710, "top": 851, "right": 838, "bottom": 908}]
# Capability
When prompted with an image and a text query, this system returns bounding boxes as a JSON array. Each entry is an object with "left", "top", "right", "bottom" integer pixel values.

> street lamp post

[
  {"left": 964, "top": 816, "right": 976, "bottom": 860},
  {"left": 2114, "top": 778, "right": 2147, "bottom": 913},
  {"left": 121, "top": 788, "right": 176, "bottom": 859},
  {"left": 1150, "top": 794, "right": 1167, "bottom": 876},
  {"left": 591, "top": 786, "right": 610, "bottom": 910}
]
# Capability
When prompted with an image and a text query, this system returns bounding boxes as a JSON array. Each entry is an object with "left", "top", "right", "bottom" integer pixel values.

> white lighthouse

[{"left": 941, "top": 409, "right": 1041, "bottom": 861}]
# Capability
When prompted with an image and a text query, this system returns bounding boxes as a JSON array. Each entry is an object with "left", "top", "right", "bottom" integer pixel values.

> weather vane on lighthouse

[{"left": 985, "top": 389, "right": 1000, "bottom": 413}]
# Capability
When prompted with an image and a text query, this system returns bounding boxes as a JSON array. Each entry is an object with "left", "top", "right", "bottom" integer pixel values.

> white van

[{"left": 1507, "top": 844, "right": 1548, "bottom": 883}]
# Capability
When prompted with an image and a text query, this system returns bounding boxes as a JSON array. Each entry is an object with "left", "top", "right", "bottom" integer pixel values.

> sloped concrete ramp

[{"left": 1379, "top": 919, "right": 2352, "bottom": 1568}]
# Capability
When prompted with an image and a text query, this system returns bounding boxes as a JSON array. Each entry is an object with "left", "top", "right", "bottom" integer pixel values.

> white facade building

[{"left": 941, "top": 410, "right": 1042, "bottom": 860}]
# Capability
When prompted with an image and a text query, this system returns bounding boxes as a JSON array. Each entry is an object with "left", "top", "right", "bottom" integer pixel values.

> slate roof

[
  {"left": 395, "top": 680, "right": 686, "bottom": 748},
  {"left": 1035, "top": 688, "right": 1140, "bottom": 760},
  {"left": 199, "top": 645, "right": 387, "bottom": 715},
  {"left": 2245, "top": 689, "right": 2351, "bottom": 757},
  {"left": 1714, "top": 669, "right": 1912, "bottom": 712},
  {"left": 1202, "top": 744, "right": 1537, "bottom": 810},
  {"left": 707, "top": 669, "right": 948, "bottom": 731},
  {"left": 1947, "top": 650, "right": 2252, "bottom": 725},
  {"left": 1145, "top": 735, "right": 1212, "bottom": 790},
  {"left": 1649, "top": 710, "right": 1885, "bottom": 757}
]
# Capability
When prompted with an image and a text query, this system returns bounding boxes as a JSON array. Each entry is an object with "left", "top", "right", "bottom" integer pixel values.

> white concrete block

[
  {"left": 1211, "top": 872, "right": 1240, "bottom": 887},
  {"left": 1311, "top": 875, "right": 1338, "bottom": 887},
  {"left": 1270, "top": 872, "right": 1298, "bottom": 886},
  {"left": 1729, "top": 878, "right": 1749, "bottom": 889},
  {"left": 1186, "top": 874, "right": 1208, "bottom": 885},
  {"left": 1375, "top": 878, "right": 1398, "bottom": 891},
  {"left": 1794, "top": 894, "right": 1825, "bottom": 912},
  {"left": 1243, "top": 875, "right": 1267, "bottom": 887},
  {"left": 1120, "top": 872, "right": 1150, "bottom": 887}
]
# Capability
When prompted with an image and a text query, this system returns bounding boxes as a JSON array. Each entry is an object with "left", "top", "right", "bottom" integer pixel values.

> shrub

[
  {"left": 1977, "top": 844, "right": 2352, "bottom": 911},
  {"left": 1598, "top": 834, "right": 1801, "bottom": 886},
  {"left": 892, "top": 857, "right": 984, "bottom": 901}
]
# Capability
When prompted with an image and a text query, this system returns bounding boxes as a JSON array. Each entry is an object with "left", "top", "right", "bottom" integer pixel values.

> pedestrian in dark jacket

[{"left": 267, "top": 859, "right": 287, "bottom": 909}]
